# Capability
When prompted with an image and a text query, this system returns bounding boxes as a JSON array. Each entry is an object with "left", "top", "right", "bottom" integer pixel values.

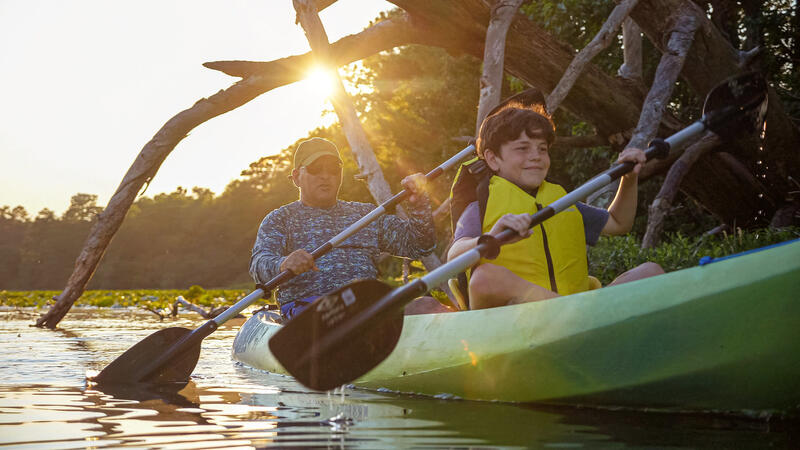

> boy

[{"left": 447, "top": 106, "right": 663, "bottom": 309}]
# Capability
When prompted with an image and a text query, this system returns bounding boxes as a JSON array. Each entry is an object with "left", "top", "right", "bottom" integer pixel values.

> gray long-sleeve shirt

[{"left": 250, "top": 199, "right": 435, "bottom": 305}]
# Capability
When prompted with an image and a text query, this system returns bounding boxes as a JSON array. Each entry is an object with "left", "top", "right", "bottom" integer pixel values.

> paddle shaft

[
  {"left": 294, "top": 118, "right": 714, "bottom": 369},
  {"left": 132, "top": 144, "right": 475, "bottom": 382}
]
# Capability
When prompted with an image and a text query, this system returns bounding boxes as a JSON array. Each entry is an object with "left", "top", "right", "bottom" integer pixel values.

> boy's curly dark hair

[{"left": 476, "top": 104, "right": 556, "bottom": 158}]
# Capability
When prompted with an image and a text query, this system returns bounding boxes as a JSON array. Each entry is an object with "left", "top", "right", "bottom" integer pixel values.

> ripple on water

[{"left": 1, "top": 308, "right": 798, "bottom": 448}]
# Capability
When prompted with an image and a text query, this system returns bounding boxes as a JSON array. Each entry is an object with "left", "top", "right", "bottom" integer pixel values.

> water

[{"left": 1, "top": 307, "right": 797, "bottom": 449}]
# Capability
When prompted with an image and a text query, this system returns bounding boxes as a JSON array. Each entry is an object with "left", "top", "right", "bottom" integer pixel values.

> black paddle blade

[
  {"left": 269, "top": 279, "right": 404, "bottom": 391},
  {"left": 702, "top": 72, "right": 768, "bottom": 139},
  {"left": 91, "top": 327, "right": 201, "bottom": 384}
]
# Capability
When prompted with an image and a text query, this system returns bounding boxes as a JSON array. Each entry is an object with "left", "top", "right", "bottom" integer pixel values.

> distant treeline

[{"left": 0, "top": 167, "right": 381, "bottom": 290}]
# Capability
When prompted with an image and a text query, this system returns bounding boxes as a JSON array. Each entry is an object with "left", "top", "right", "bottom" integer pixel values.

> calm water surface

[{"left": 1, "top": 307, "right": 797, "bottom": 449}]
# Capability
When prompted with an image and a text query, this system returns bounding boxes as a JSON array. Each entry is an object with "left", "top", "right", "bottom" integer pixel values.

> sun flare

[{"left": 304, "top": 67, "right": 337, "bottom": 99}]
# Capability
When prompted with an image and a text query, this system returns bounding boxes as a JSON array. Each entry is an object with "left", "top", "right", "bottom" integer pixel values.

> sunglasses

[{"left": 302, "top": 161, "right": 342, "bottom": 176}]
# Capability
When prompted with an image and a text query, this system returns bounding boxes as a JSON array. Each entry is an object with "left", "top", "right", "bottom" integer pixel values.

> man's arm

[
  {"left": 249, "top": 209, "right": 289, "bottom": 284},
  {"left": 602, "top": 147, "right": 646, "bottom": 236},
  {"left": 378, "top": 174, "right": 436, "bottom": 258}
]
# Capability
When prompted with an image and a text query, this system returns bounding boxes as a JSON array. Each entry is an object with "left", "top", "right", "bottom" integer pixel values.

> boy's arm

[
  {"left": 602, "top": 147, "right": 646, "bottom": 236},
  {"left": 447, "top": 203, "right": 532, "bottom": 260}
]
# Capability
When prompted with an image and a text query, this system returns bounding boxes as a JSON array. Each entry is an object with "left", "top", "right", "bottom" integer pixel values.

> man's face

[
  {"left": 484, "top": 130, "right": 550, "bottom": 191},
  {"left": 292, "top": 155, "right": 343, "bottom": 208}
]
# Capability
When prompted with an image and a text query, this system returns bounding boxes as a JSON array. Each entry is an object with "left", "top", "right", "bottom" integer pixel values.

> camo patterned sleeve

[
  {"left": 378, "top": 197, "right": 436, "bottom": 259},
  {"left": 249, "top": 198, "right": 436, "bottom": 305},
  {"left": 249, "top": 207, "right": 289, "bottom": 285}
]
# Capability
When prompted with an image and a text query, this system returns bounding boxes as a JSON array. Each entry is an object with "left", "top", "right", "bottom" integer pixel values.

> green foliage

[
  {"left": 0, "top": 288, "right": 249, "bottom": 308},
  {"left": 588, "top": 227, "right": 800, "bottom": 285}
]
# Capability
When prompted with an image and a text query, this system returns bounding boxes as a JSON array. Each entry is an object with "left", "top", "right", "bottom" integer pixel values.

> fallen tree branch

[{"left": 35, "top": 15, "right": 418, "bottom": 329}]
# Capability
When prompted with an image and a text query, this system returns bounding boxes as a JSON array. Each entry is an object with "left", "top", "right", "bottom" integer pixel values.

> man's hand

[
  {"left": 280, "top": 249, "right": 318, "bottom": 275},
  {"left": 401, "top": 173, "right": 428, "bottom": 205},
  {"left": 616, "top": 147, "right": 647, "bottom": 180},
  {"left": 489, "top": 213, "right": 533, "bottom": 244}
]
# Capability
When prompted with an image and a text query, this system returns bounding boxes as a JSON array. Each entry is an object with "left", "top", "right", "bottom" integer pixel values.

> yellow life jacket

[{"left": 479, "top": 176, "right": 590, "bottom": 295}]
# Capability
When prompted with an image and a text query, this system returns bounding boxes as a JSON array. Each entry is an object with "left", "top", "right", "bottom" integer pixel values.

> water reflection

[{"left": 1, "top": 308, "right": 798, "bottom": 448}]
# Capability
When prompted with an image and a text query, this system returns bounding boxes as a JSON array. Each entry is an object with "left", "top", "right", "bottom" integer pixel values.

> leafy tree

[{"left": 62, "top": 193, "right": 103, "bottom": 223}]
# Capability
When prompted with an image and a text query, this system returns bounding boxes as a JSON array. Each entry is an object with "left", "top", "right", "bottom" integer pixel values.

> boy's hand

[
  {"left": 489, "top": 213, "right": 533, "bottom": 244},
  {"left": 617, "top": 147, "right": 647, "bottom": 180},
  {"left": 280, "top": 249, "right": 318, "bottom": 274},
  {"left": 401, "top": 173, "right": 428, "bottom": 205}
]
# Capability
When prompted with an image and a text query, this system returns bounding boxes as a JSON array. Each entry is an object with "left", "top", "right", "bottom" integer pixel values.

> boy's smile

[{"left": 484, "top": 130, "right": 550, "bottom": 191}]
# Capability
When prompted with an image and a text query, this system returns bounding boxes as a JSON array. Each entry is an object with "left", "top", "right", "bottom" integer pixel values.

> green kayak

[{"left": 232, "top": 240, "right": 800, "bottom": 412}]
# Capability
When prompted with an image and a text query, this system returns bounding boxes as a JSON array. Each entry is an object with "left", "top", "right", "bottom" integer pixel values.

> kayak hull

[{"left": 232, "top": 241, "right": 800, "bottom": 412}]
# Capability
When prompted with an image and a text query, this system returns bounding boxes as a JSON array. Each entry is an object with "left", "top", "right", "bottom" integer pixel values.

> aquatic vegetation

[{"left": 0, "top": 287, "right": 251, "bottom": 308}]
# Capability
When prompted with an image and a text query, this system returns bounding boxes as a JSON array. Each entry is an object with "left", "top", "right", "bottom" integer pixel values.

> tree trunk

[
  {"left": 293, "top": 0, "right": 457, "bottom": 306},
  {"left": 475, "top": 0, "right": 525, "bottom": 133},
  {"left": 294, "top": 0, "right": 395, "bottom": 203}
]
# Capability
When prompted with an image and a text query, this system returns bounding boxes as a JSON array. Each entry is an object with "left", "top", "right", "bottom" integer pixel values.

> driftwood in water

[{"left": 141, "top": 296, "right": 245, "bottom": 321}]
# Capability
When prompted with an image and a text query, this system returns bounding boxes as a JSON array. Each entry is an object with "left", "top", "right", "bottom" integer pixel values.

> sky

[{"left": 0, "top": 0, "right": 393, "bottom": 216}]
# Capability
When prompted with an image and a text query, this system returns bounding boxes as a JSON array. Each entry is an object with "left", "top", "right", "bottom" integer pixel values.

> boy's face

[{"left": 485, "top": 130, "right": 550, "bottom": 191}]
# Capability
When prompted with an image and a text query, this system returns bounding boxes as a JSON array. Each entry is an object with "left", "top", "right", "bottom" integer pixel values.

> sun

[{"left": 304, "top": 66, "right": 337, "bottom": 99}]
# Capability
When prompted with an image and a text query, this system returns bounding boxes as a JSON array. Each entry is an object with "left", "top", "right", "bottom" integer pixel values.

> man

[
  {"left": 250, "top": 137, "right": 447, "bottom": 319},
  {"left": 447, "top": 106, "right": 664, "bottom": 309}
]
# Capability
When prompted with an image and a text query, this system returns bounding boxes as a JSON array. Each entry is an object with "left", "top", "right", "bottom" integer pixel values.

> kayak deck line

[
  {"left": 698, "top": 237, "right": 799, "bottom": 265},
  {"left": 231, "top": 240, "right": 800, "bottom": 412}
]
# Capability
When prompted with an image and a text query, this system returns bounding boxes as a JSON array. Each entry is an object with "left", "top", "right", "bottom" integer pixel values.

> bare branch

[
  {"left": 588, "top": 8, "right": 700, "bottom": 207},
  {"left": 475, "top": 0, "right": 525, "bottom": 132},
  {"left": 204, "top": 15, "right": 416, "bottom": 79},
  {"left": 618, "top": 17, "right": 643, "bottom": 82},
  {"left": 628, "top": 10, "right": 699, "bottom": 149},
  {"left": 642, "top": 132, "right": 719, "bottom": 248},
  {"left": 546, "top": 0, "right": 639, "bottom": 114}
]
